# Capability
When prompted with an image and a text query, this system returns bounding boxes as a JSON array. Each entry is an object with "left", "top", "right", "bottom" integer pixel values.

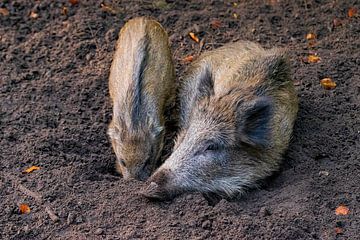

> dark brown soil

[{"left": 1, "top": 0, "right": 359, "bottom": 239}]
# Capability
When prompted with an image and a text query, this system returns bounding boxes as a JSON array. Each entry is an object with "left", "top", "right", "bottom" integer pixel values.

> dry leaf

[
  {"left": 348, "top": 7, "right": 358, "bottom": 18},
  {"left": 335, "top": 205, "right": 349, "bottom": 215},
  {"left": 233, "top": 13, "right": 238, "bottom": 19},
  {"left": 69, "top": 0, "right": 79, "bottom": 5},
  {"left": 182, "top": 55, "right": 194, "bottom": 63},
  {"left": 320, "top": 78, "right": 336, "bottom": 90},
  {"left": 152, "top": 0, "right": 171, "bottom": 10},
  {"left": 24, "top": 166, "right": 40, "bottom": 173},
  {"left": 100, "top": 3, "right": 121, "bottom": 15},
  {"left": 19, "top": 204, "right": 31, "bottom": 214},
  {"left": 30, "top": 11, "right": 39, "bottom": 19},
  {"left": 210, "top": 19, "right": 221, "bottom": 29},
  {"left": 306, "top": 55, "right": 321, "bottom": 63},
  {"left": 268, "top": 0, "right": 280, "bottom": 4},
  {"left": 0, "top": 7, "right": 10, "bottom": 16},
  {"left": 62, "top": 6, "right": 68, "bottom": 15},
  {"left": 306, "top": 33, "right": 316, "bottom": 40},
  {"left": 189, "top": 32, "right": 199, "bottom": 43},
  {"left": 233, "top": 2, "right": 238, "bottom": 7},
  {"left": 335, "top": 227, "right": 343, "bottom": 235}
]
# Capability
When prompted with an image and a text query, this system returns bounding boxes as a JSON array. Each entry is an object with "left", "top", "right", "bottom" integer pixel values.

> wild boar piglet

[
  {"left": 143, "top": 41, "right": 298, "bottom": 201},
  {"left": 108, "top": 17, "right": 175, "bottom": 181}
]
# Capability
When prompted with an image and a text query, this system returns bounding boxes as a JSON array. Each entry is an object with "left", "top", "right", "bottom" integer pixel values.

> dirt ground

[{"left": 1, "top": 0, "right": 359, "bottom": 239}]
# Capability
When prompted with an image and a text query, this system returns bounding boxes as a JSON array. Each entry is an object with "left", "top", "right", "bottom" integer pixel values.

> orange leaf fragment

[
  {"left": 182, "top": 55, "right": 194, "bottom": 63},
  {"left": 306, "top": 55, "right": 321, "bottom": 63},
  {"left": 335, "top": 205, "right": 349, "bottom": 215},
  {"left": 335, "top": 227, "right": 343, "bottom": 235},
  {"left": 210, "top": 19, "right": 221, "bottom": 29},
  {"left": 19, "top": 204, "right": 31, "bottom": 214},
  {"left": 348, "top": 7, "right": 358, "bottom": 18},
  {"left": 0, "top": 8, "right": 10, "bottom": 16},
  {"left": 69, "top": 0, "right": 79, "bottom": 5},
  {"left": 189, "top": 32, "right": 199, "bottom": 43},
  {"left": 100, "top": 3, "right": 120, "bottom": 15},
  {"left": 320, "top": 78, "right": 336, "bottom": 90},
  {"left": 306, "top": 33, "right": 316, "bottom": 41},
  {"left": 29, "top": 11, "right": 39, "bottom": 19},
  {"left": 62, "top": 6, "right": 68, "bottom": 15},
  {"left": 24, "top": 166, "right": 40, "bottom": 173}
]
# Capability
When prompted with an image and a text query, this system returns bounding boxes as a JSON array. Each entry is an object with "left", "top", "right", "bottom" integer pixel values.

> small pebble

[
  {"left": 75, "top": 215, "right": 83, "bottom": 224},
  {"left": 319, "top": 171, "right": 329, "bottom": 176},
  {"left": 94, "top": 228, "right": 103, "bottom": 235},
  {"left": 202, "top": 220, "right": 211, "bottom": 229},
  {"left": 67, "top": 213, "right": 75, "bottom": 225}
]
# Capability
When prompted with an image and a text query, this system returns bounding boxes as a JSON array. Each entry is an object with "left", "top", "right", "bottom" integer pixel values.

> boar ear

[
  {"left": 264, "top": 50, "right": 290, "bottom": 84},
  {"left": 236, "top": 97, "right": 273, "bottom": 148},
  {"left": 195, "top": 64, "right": 214, "bottom": 100}
]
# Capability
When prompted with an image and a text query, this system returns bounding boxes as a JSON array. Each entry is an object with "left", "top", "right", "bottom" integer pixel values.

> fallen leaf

[
  {"left": 335, "top": 205, "right": 349, "bottom": 215},
  {"left": 210, "top": 19, "right": 221, "bottom": 29},
  {"left": 100, "top": 3, "right": 121, "bottom": 15},
  {"left": 333, "top": 18, "right": 343, "bottom": 28},
  {"left": 69, "top": 0, "right": 79, "bottom": 5},
  {"left": 29, "top": 11, "right": 39, "bottom": 19},
  {"left": 233, "top": 13, "right": 238, "bottom": 19},
  {"left": 62, "top": 6, "right": 68, "bottom": 15},
  {"left": 152, "top": 0, "right": 171, "bottom": 10},
  {"left": 23, "top": 166, "right": 40, "bottom": 173},
  {"left": 0, "top": 7, "right": 10, "bottom": 16},
  {"left": 19, "top": 204, "right": 31, "bottom": 214},
  {"left": 268, "top": 0, "right": 280, "bottom": 4},
  {"left": 182, "top": 55, "right": 194, "bottom": 63},
  {"left": 306, "top": 33, "right": 316, "bottom": 41},
  {"left": 305, "top": 54, "right": 321, "bottom": 63},
  {"left": 233, "top": 2, "right": 238, "bottom": 7},
  {"left": 348, "top": 7, "right": 358, "bottom": 18},
  {"left": 189, "top": 32, "right": 199, "bottom": 43},
  {"left": 335, "top": 227, "right": 343, "bottom": 235},
  {"left": 320, "top": 78, "right": 336, "bottom": 90}
]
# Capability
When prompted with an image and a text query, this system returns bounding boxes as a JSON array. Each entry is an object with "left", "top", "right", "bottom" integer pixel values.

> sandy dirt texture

[{"left": 0, "top": 0, "right": 359, "bottom": 239}]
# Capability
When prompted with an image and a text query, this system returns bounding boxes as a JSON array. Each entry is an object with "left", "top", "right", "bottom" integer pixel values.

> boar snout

[{"left": 142, "top": 169, "right": 180, "bottom": 200}]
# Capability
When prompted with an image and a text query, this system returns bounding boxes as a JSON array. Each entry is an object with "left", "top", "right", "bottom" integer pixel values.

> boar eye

[
  {"left": 119, "top": 159, "right": 126, "bottom": 167},
  {"left": 205, "top": 144, "right": 219, "bottom": 152}
]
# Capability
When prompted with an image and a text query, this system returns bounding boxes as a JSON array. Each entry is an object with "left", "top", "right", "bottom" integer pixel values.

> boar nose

[{"left": 141, "top": 182, "right": 169, "bottom": 200}]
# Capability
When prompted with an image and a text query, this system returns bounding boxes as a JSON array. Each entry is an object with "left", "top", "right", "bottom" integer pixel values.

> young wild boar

[
  {"left": 143, "top": 41, "right": 298, "bottom": 202},
  {"left": 107, "top": 17, "right": 175, "bottom": 181}
]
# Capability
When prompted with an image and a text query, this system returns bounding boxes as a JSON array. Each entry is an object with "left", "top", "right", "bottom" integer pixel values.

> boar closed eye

[
  {"left": 204, "top": 143, "right": 220, "bottom": 152},
  {"left": 194, "top": 143, "right": 221, "bottom": 157},
  {"left": 119, "top": 159, "right": 126, "bottom": 167}
]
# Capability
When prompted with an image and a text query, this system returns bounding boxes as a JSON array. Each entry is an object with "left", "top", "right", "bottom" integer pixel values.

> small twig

[
  {"left": 18, "top": 184, "right": 42, "bottom": 202},
  {"left": 45, "top": 206, "right": 60, "bottom": 222}
]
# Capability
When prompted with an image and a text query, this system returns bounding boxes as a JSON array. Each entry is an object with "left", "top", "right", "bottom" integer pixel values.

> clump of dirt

[{"left": 1, "top": 0, "right": 359, "bottom": 239}]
